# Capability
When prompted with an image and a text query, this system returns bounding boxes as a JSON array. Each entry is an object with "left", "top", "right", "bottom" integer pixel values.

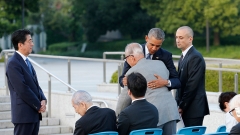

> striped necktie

[{"left": 146, "top": 53, "right": 151, "bottom": 60}]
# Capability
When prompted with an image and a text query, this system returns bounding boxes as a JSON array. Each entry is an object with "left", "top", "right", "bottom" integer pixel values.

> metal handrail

[
  {"left": 1, "top": 50, "right": 112, "bottom": 117},
  {"left": 104, "top": 51, "right": 240, "bottom": 93}
]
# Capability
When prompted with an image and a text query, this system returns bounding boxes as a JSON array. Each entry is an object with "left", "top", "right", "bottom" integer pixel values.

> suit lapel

[
  {"left": 15, "top": 52, "right": 39, "bottom": 85},
  {"left": 178, "top": 46, "right": 195, "bottom": 75}
]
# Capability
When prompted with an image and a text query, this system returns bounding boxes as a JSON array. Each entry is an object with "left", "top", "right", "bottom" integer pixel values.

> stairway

[{"left": 0, "top": 96, "right": 73, "bottom": 135}]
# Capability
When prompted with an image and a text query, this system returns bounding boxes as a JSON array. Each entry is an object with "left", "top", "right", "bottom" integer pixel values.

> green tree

[
  {"left": 72, "top": 0, "right": 155, "bottom": 42},
  {"left": 0, "top": 0, "right": 39, "bottom": 36},
  {"left": 140, "top": 0, "right": 240, "bottom": 46}
]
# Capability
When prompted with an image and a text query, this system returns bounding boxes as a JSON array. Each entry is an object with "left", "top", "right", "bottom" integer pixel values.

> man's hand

[
  {"left": 38, "top": 100, "right": 47, "bottom": 113},
  {"left": 178, "top": 108, "right": 183, "bottom": 116},
  {"left": 147, "top": 74, "right": 168, "bottom": 89},
  {"left": 123, "top": 76, "right": 127, "bottom": 86}
]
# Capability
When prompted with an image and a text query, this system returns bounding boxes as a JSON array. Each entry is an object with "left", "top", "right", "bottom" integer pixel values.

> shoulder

[{"left": 230, "top": 123, "right": 240, "bottom": 133}]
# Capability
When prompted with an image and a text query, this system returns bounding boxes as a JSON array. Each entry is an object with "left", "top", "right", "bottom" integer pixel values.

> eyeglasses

[
  {"left": 229, "top": 108, "right": 235, "bottom": 116},
  {"left": 124, "top": 55, "right": 134, "bottom": 61}
]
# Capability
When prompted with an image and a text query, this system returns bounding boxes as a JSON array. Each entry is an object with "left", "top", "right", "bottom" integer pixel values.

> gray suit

[{"left": 116, "top": 59, "right": 179, "bottom": 127}]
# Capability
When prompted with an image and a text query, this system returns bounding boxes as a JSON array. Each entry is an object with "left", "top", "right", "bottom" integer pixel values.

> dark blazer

[
  {"left": 117, "top": 99, "right": 158, "bottom": 135},
  {"left": 229, "top": 123, "right": 240, "bottom": 135},
  {"left": 74, "top": 106, "right": 117, "bottom": 135},
  {"left": 176, "top": 46, "right": 209, "bottom": 119},
  {"left": 6, "top": 52, "right": 46, "bottom": 123},
  {"left": 119, "top": 43, "right": 181, "bottom": 90}
]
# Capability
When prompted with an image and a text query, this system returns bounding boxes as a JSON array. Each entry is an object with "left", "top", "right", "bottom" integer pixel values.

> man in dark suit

[
  {"left": 117, "top": 72, "right": 158, "bottom": 135},
  {"left": 72, "top": 90, "right": 117, "bottom": 135},
  {"left": 119, "top": 28, "right": 181, "bottom": 90},
  {"left": 175, "top": 26, "right": 210, "bottom": 127},
  {"left": 6, "top": 29, "right": 47, "bottom": 135}
]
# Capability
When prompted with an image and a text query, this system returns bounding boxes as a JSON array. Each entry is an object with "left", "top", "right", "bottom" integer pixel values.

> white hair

[
  {"left": 72, "top": 90, "right": 92, "bottom": 105},
  {"left": 229, "top": 94, "right": 240, "bottom": 110},
  {"left": 125, "top": 43, "right": 143, "bottom": 56}
]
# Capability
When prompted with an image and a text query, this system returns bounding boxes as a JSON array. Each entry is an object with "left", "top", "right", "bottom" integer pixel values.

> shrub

[{"left": 110, "top": 70, "right": 118, "bottom": 83}]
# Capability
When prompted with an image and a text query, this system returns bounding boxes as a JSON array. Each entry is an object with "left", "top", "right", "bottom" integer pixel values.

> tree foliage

[
  {"left": 72, "top": 0, "right": 156, "bottom": 42},
  {"left": 140, "top": 0, "right": 240, "bottom": 45}
]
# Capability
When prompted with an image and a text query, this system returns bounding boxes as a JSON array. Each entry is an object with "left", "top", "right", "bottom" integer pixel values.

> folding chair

[
  {"left": 216, "top": 125, "right": 226, "bottom": 132},
  {"left": 129, "top": 128, "right": 162, "bottom": 135},
  {"left": 203, "top": 132, "right": 229, "bottom": 135},
  {"left": 89, "top": 131, "right": 118, "bottom": 135},
  {"left": 177, "top": 126, "right": 207, "bottom": 135}
]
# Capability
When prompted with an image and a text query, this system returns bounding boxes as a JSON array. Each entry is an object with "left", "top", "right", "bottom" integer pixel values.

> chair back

[
  {"left": 177, "top": 126, "right": 207, "bottom": 135},
  {"left": 129, "top": 128, "right": 162, "bottom": 135},
  {"left": 203, "top": 132, "right": 229, "bottom": 135},
  {"left": 216, "top": 125, "right": 226, "bottom": 132},
  {"left": 89, "top": 131, "right": 118, "bottom": 135}
]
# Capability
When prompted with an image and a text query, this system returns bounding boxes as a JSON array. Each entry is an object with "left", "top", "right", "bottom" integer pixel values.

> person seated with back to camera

[
  {"left": 71, "top": 90, "right": 117, "bottom": 135},
  {"left": 228, "top": 94, "right": 240, "bottom": 135},
  {"left": 218, "top": 92, "right": 238, "bottom": 132},
  {"left": 117, "top": 72, "right": 158, "bottom": 135}
]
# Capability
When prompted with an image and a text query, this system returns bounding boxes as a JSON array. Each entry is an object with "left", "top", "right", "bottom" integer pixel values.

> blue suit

[
  {"left": 6, "top": 52, "right": 46, "bottom": 134},
  {"left": 119, "top": 43, "right": 181, "bottom": 90}
]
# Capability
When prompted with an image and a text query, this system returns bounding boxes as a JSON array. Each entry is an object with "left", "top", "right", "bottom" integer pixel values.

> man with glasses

[
  {"left": 116, "top": 43, "right": 179, "bottom": 135},
  {"left": 119, "top": 28, "right": 181, "bottom": 90},
  {"left": 229, "top": 94, "right": 240, "bottom": 135}
]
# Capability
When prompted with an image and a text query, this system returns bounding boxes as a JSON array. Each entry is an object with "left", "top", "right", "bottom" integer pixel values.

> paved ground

[{"left": 0, "top": 57, "right": 119, "bottom": 93}]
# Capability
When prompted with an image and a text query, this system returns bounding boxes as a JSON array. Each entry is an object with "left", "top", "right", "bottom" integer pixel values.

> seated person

[
  {"left": 218, "top": 92, "right": 238, "bottom": 131},
  {"left": 72, "top": 90, "right": 117, "bottom": 135},
  {"left": 117, "top": 72, "right": 158, "bottom": 135},
  {"left": 229, "top": 94, "right": 240, "bottom": 135}
]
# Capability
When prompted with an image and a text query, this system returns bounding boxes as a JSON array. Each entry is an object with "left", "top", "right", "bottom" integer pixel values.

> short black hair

[
  {"left": 218, "top": 92, "right": 237, "bottom": 112},
  {"left": 11, "top": 29, "right": 32, "bottom": 50},
  {"left": 127, "top": 72, "right": 147, "bottom": 98}
]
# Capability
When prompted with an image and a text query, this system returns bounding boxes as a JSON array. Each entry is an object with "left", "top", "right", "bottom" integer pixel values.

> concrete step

[
  {"left": 0, "top": 111, "right": 11, "bottom": 120},
  {"left": 0, "top": 118, "right": 60, "bottom": 129},
  {"left": 0, "top": 125, "right": 73, "bottom": 135},
  {"left": 0, "top": 96, "right": 10, "bottom": 103},
  {"left": 0, "top": 103, "right": 11, "bottom": 111}
]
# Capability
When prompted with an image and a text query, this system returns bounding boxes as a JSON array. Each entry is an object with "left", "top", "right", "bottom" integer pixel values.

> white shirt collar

[
  {"left": 132, "top": 97, "right": 145, "bottom": 103},
  {"left": 145, "top": 45, "right": 152, "bottom": 59},
  {"left": 182, "top": 45, "right": 193, "bottom": 58},
  {"left": 16, "top": 51, "right": 29, "bottom": 65}
]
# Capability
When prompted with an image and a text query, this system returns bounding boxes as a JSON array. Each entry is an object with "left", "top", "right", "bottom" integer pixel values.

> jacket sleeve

[
  {"left": 164, "top": 53, "right": 181, "bottom": 90},
  {"left": 117, "top": 111, "right": 130, "bottom": 135},
  {"left": 6, "top": 61, "right": 41, "bottom": 111},
  {"left": 74, "top": 121, "right": 85, "bottom": 135},
  {"left": 119, "top": 62, "right": 131, "bottom": 87}
]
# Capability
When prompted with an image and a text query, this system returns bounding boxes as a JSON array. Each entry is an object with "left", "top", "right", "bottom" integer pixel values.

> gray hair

[
  {"left": 125, "top": 43, "right": 143, "bottom": 56},
  {"left": 72, "top": 90, "right": 92, "bottom": 105},
  {"left": 148, "top": 28, "right": 165, "bottom": 41},
  {"left": 178, "top": 26, "right": 194, "bottom": 37},
  {"left": 230, "top": 94, "right": 240, "bottom": 110}
]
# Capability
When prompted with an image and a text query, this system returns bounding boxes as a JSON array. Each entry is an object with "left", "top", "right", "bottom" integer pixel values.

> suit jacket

[
  {"left": 117, "top": 99, "right": 158, "bottom": 135},
  {"left": 116, "top": 59, "right": 180, "bottom": 126},
  {"left": 229, "top": 123, "right": 240, "bottom": 135},
  {"left": 176, "top": 46, "right": 210, "bottom": 119},
  {"left": 6, "top": 52, "right": 46, "bottom": 123},
  {"left": 74, "top": 106, "right": 117, "bottom": 135},
  {"left": 119, "top": 43, "right": 181, "bottom": 90}
]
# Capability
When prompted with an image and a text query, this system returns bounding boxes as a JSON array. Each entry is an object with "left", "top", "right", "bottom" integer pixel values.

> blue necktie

[
  {"left": 146, "top": 53, "right": 151, "bottom": 60},
  {"left": 26, "top": 58, "right": 33, "bottom": 74}
]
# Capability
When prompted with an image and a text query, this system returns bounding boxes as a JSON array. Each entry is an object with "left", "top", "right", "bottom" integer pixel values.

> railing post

[
  {"left": 118, "top": 64, "right": 122, "bottom": 96},
  {"left": 219, "top": 63, "right": 222, "bottom": 93},
  {"left": 234, "top": 73, "right": 238, "bottom": 94},
  {"left": 103, "top": 52, "right": 106, "bottom": 83},
  {"left": 4, "top": 52, "right": 9, "bottom": 95},
  {"left": 68, "top": 59, "right": 71, "bottom": 92},
  {"left": 120, "top": 54, "right": 124, "bottom": 72},
  {"left": 48, "top": 74, "right": 51, "bottom": 118}
]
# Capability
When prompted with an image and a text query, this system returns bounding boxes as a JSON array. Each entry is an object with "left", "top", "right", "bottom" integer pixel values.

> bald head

[{"left": 177, "top": 26, "right": 194, "bottom": 37}]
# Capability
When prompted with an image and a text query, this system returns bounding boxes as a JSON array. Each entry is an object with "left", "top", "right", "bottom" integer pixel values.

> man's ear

[
  {"left": 127, "top": 89, "right": 131, "bottom": 96},
  {"left": 145, "top": 35, "right": 148, "bottom": 42},
  {"left": 235, "top": 107, "right": 240, "bottom": 117}
]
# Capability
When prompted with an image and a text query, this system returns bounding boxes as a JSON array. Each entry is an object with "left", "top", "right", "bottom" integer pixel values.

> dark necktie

[
  {"left": 146, "top": 53, "right": 151, "bottom": 60},
  {"left": 26, "top": 58, "right": 33, "bottom": 74},
  {"left": 179, "top": 54, "right": 183, "bottom": 66}
]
